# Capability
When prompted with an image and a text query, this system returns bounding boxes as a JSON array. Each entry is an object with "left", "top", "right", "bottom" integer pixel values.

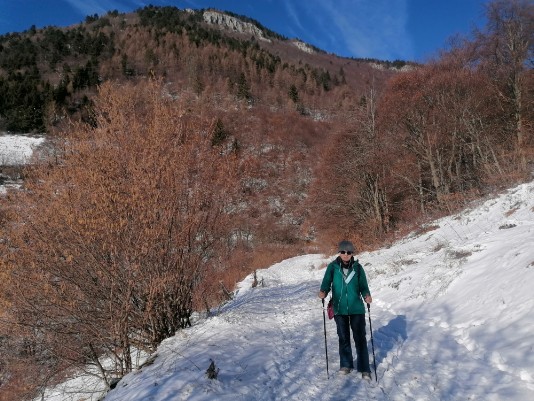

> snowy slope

[
  {"left": 0, "top": 133, "right": 46, "bottom": 194},
  {"left": 41, "top": 182, "right": 534, "bottom": 401},
  {"left": 0, "top": 133, "right": 45, "bottom": 166}
]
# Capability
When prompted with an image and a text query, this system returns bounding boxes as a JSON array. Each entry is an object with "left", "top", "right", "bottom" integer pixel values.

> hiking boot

[
  {"left": 362, "top": 372, "right": 371, "bottom": 380},
  {"left": 339, "top": 367, "right": 352, "bottom": 375}
]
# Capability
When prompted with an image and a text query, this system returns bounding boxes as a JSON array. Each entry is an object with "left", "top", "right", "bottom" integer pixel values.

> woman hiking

[{"left": 319, "top": 240, "right": 373, "bottom": 379}]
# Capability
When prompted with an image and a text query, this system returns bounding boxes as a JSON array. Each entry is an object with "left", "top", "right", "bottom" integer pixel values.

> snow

[
  {"left": 0, "top": 133, "right": 45, "bottom": 166},
  {"left": 0, "top": 133, "right": 46, "bottom": 194},
  {"left": 34, "top": 180, "right": 534, "bottom": 401}
]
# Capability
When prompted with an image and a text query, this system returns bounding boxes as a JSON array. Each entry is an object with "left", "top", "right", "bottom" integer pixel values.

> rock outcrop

[{"left": 203, "top": 10, "right": 271, "bottom": 42}]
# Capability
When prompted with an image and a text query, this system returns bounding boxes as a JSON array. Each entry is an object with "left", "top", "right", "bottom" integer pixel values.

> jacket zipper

[{"left": 339, "top": 262, "right": 351, "bottom": 314}]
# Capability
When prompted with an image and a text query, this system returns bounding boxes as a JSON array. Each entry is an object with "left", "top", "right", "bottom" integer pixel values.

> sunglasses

[{"left": 339, "top": 251, "right": 353, "bottom": 255}]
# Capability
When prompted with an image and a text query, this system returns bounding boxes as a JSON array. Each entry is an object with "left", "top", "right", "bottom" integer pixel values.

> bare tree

[{"left": 478, "top": 0, "right": 534, "bottom": 170}]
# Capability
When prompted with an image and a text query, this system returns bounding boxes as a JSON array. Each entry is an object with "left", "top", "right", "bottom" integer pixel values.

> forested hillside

[
  {"left": 0, "top": 1, "right": 532, "bottom": 400},
  {"left": 0, "top": 6, "right": 400, "bottom": 132}
]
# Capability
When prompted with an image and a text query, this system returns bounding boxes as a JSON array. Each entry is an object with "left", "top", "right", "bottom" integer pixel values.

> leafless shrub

[
  {"left": 432, "top": 242, "right": 447, "bottom": 252},
  {"left": 504, "top": 207, "right": 519, "bottom": 217},
  {"left": 0, "top": 79, "right": 242, "bottom": 393},
  {"left": 446, "top": 249, "right": 473, "bottom": 259},
  {"left": 415, "top": 224, "right": 440, "bottom": 236}
]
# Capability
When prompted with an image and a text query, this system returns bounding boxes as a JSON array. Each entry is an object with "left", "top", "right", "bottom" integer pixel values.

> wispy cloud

[
  {"left": 283, "top": 1, "right": 305, "bottom": 36},
  {"left": 63, "top": 0, "right": 108, "bottom": 17},
  {"left": 301, "top": 0, "right": 414, "bottom": 60}
]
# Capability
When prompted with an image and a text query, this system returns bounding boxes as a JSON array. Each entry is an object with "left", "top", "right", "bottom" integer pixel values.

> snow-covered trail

[
  {"left": 107, "top": 256, "right": 333, "bottom": 401},
  {"left": 104, "top": 253, "right": 534, "bottom": 401},
  {"left": 42, "top": 182, "right": 534, "bottom": 401}
]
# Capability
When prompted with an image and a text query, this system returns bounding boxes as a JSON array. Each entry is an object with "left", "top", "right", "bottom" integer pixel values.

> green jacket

[{"left": 320, "top": 257, "right": 371, "bottom": 315}]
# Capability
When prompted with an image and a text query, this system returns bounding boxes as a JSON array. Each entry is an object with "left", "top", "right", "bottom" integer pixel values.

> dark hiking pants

[{"left": 334, "top": 314, "right": 371, "bottom": 372}]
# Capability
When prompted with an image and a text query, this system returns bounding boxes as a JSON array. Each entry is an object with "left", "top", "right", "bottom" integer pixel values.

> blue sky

[{"left": 0, "top": 0, "right": 490, "bottom": 62}]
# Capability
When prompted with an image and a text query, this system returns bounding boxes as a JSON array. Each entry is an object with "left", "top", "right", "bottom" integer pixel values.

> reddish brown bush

[{"left": 0, "top": 79, "right": 242, "bottom": 392}]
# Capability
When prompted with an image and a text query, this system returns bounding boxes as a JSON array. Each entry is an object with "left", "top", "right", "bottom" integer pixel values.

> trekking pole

[
  {"left": 367, "top": 303, "right": 377, "bottom": 382},
  {"left": 321, "top": 298, "right": 330, "bottom": 379}
]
